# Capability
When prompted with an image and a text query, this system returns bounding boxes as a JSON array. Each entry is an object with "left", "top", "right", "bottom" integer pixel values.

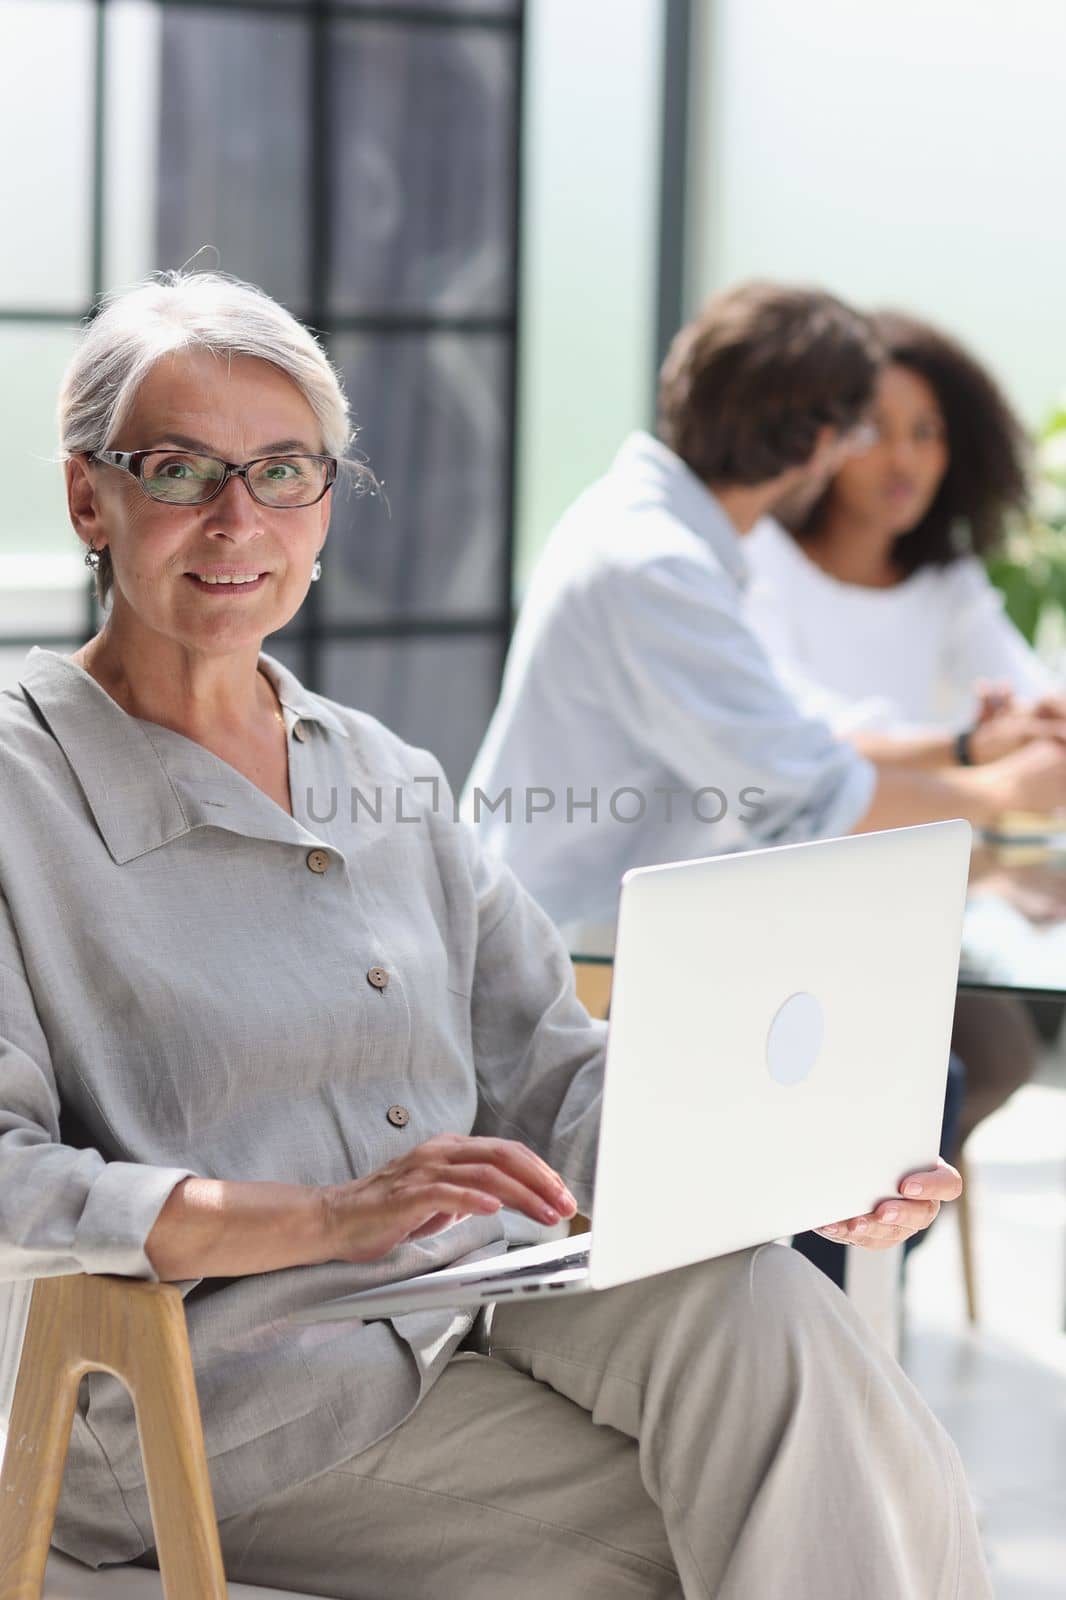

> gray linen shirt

[
  {"left": 0, "top": 648, "right": 605, "bottom": 1566},
  {"left": 463, "top": 432, "right": 876, "bottom": 945}
]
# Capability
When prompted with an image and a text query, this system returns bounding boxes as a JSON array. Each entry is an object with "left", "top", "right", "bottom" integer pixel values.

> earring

[
  {"left": 310, "top": 557, "right": 322, "bottom": 583},
  {"left": 84, "top": 544, "right": 101, "bottom": 571}
]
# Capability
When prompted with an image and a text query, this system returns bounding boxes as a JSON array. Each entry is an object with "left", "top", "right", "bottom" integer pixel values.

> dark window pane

[
  {"left": 329, "top": 20, "right": 517, "bottom": 315},
  {"left": 320, "top": 634, "right": 500, "bottom": 790},
  {"left": 324, "top": 333, "right": 508, "bottom": 623},
  {"left": 154, "top": 11, "right": 311, "bottom": 309}
]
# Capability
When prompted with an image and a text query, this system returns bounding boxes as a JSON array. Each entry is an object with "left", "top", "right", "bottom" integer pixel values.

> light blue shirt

[{"left": 463, "top": 433, "right": 876, "bottom": 946}]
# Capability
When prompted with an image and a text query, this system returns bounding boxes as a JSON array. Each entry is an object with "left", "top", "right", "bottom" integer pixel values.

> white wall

[
  {"left": 514, "top": 0, "right": 663, "bottom": 591},
  {"left": 687, "top": 0, "right": 1066, "bottom": 425}
]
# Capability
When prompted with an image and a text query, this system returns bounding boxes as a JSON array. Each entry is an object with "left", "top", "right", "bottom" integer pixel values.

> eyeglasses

[{"left": 91, "top": 449, "right": 338, "bottom": 508}]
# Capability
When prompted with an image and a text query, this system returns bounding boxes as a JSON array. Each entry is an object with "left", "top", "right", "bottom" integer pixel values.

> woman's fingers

[
  {"left": 419, "top": 1135, "right": 577, "bottom": 1219},
  {"left": 323, "top": 1135, "right": 579, "bottom": 1263},
  {"left": 815, "top": 1156, "right": 963, "bottom": 1249},
  {"left": 392, "top": 1160, "right": 563, "bottom": 1226},
  {"left": 468, "top": 1137, "right": 577, "bottom": 1213},
  {"left": 816, "top": 1196, "right": 942, "bottom": 1249},
  {"left": 898, "top": 1158, "right": 962, "bottom": 1204}
]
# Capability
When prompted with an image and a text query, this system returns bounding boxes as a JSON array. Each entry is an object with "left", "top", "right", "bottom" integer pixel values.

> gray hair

[{"left": 58, "top": 270, "right": 358, "bottom": 605}]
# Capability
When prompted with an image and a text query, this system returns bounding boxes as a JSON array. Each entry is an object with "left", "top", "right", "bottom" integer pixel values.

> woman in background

[{"left": 747, "top": 309, "right": 1065, "bottom": 1156}]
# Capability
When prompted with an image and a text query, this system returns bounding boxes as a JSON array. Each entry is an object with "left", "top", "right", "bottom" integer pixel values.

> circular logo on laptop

[{"left": 765, "top": 991, "right": 824, "bottom": 1087}]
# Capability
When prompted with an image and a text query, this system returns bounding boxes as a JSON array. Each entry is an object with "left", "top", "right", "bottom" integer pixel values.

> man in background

[{"left": 464, "top": 282, "right": 1066, "bottom": 953}]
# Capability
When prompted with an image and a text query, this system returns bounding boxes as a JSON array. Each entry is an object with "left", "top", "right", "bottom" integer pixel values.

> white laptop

[{"left": 294, "top": 820, "right": 972, "bottom": 1323}]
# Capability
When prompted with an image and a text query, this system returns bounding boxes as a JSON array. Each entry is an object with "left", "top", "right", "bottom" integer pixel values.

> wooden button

[
  {"left": 306, "top": 849, "right": 330, "bottom": 874},
  {"left": 386, "top": 1105, "right": 410, "bottom": 1128},
  {"left": 367, "top": 966, "right": 389, "bottom": 990},
  {"left": 292, "top": 721, "right": 308, "bottom": 743}
]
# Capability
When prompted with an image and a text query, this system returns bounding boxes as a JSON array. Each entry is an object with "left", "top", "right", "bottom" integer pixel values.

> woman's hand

[
  {"left": 970, "top": 710, "right": 1066, "bottom": 765},
  {"left": 1033, "top": 691, "right": 1066, "bottom": 722},
  {"left": 317, "top": 1134, "right": 578, "bottom": 1264},
  {"left": 813, "top": 1158, "right": 962, "bottom": 1251},
  {"left": 987, "top": 737, "right": 1066, "bottom": 814},
  {"left": 146, "top": 1138, "right": 577, "bottom": 1282},
  {"left": 970, "top": 681, "right": 1066, "bottom": 765},
  {"left": 974, "top": 680, "right": 1015, "bottom": 724}
]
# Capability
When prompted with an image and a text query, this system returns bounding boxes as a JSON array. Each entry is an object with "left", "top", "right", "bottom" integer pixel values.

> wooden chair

[
  {"left": 956, "top": 1149, "right": 978, "bottom": 1324},
  {"left": 0, "top": 1272, "right": 327, "bottom": 1599},
  {"left": 570, "top": 959, "right": 612, "bottom": 1024}
]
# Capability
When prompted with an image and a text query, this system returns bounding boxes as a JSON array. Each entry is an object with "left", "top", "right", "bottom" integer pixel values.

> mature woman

[
  {"left": 0, "top": 273, "right": 987, "bottom": 1598},
  {"left": 746, "top": 310, "right": 1065, "bottom": 1155}
]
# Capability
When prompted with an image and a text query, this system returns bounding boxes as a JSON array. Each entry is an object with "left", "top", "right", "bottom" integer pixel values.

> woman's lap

[
  {"left": 205, "top": 1245, "right": 988, "bottom": 1599},
  {"left": 215, "top": 1347, "right": 678, "bottom": 1600}
]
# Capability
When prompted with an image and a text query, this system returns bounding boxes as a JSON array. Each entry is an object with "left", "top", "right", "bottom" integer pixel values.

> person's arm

[
  {"left": 596, "top": 554, "right": 1066, "bottom": 837},
  {"left": 600, "top": 555, "right": 879, "bottom": 844},
  {"left": 145, "top": 1135, "right": 576, "bottom": 1282},
  {"left": 0, "top": 934, "right": 197, "bottom": 1284},
  {"left": 0, "top": 883, "right": 574, "bottom": 1287},
  {"left": 853, "top": 712, "right": 1066, "bottom": 771},
  {"left": 0, "top": 892, "right": 309, "bottom": 1286},
  {"left": 855, "top": 737, "right": 1066, "bottom": 832},
  {"left": 145, "top": 1174, "right": 329, "bottom": 1280},
  {"left": 851, "top": 729, "right": 960, "bottom": 771}
]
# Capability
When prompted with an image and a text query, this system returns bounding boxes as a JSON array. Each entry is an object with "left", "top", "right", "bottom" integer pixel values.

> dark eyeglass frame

[{"left": 89, "top": 448, "right": 338, "bottom": 508}]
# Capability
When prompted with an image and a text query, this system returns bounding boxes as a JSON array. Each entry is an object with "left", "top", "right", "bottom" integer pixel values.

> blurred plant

[{"left": 986, "top": 403, "right": 1066, "bottom": 654}]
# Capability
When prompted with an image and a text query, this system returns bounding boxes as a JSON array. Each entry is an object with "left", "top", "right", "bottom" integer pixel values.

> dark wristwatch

[{"left": 954, "top": 728, "right": 975, "bottom": 767}]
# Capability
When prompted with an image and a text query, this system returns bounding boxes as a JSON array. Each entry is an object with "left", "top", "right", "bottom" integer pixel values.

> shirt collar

[
  {"left": 257, "top": 651, "right": 349, "bottom": 739},
  {"left": 18, "top": 647, "right": 347, "bottom": 865},
  {"left": 611, "top": 431, "right": 750, "bottom": 589}
]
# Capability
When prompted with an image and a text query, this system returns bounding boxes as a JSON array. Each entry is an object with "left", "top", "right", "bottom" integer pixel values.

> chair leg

[
  {"left": 0, "top": 1286, "right": 83, "bottom": 1599},
  {"left": 0, "top": 1274, "right": 227, "bottom": 1600},
  {"left": 957, "top": 1150, "right": 979, "bottom": 1325}
]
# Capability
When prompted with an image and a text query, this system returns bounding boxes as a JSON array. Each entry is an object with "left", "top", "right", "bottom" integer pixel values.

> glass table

[{"left": 959, "top": 833, "right": 1066, "bottom": 1001}]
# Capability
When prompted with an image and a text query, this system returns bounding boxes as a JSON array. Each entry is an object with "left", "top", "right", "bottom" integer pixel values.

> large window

[{"left": 1, "top": 0, "right": 522, "bottom": 786}]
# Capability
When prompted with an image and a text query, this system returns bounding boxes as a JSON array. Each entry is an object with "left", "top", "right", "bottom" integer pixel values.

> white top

[
  {"left": 744, "top": 517, "right": 1056, "bottom": 735},
  {"left": 461, "top": 433, "right": 875, "bottom": 946}
]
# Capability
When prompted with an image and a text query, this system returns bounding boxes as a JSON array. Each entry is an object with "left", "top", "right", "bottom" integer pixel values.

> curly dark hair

[
  {"left": 796, "top": 310, "right": 1029, "bottom": 572},
  {"left": 657, "top": 282, "right": 882, "bottom": 486}
]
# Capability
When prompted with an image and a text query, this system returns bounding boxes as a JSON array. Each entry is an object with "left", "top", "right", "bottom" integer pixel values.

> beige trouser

[{"left": 210, "top": 1244, "right": 991, "bottom": 1599}]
